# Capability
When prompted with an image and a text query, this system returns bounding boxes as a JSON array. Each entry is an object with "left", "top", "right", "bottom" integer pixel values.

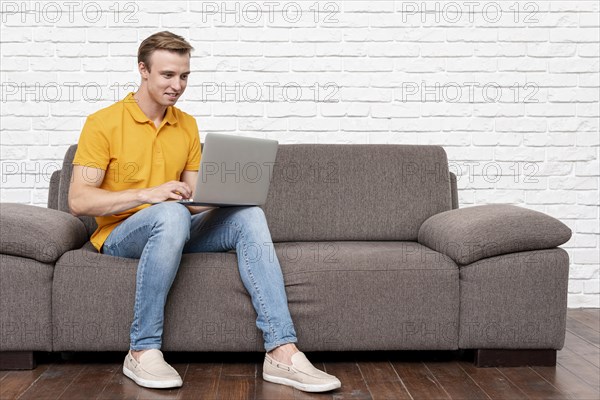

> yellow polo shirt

[{"left": 72, "top": 92, "right": 201, "bottom": 252}]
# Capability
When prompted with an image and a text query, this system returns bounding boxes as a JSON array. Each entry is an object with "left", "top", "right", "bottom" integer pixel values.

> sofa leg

[
  {"left": 0, "top": 351, "right": 37, "bottom": 370},
  {"left": 473, "top": 349, "right": 556, "bottom": 367}
]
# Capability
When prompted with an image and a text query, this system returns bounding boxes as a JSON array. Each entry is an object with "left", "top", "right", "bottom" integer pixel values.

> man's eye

[{"left": 182, "top": 75, "right": 189, "bottom": 80}]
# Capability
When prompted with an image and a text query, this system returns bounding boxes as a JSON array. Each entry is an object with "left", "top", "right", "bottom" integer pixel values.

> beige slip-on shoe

[
  {"left": 263, "top": 351, "right": 341, "bottom": 393},
  {"left": 123, "top": 349, "right": 183, "bottom": 389}
]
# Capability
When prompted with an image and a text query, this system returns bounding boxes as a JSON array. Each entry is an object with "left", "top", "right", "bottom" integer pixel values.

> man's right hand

[{"left": 139, "top": 180, "right": 193, "bottom": 204}]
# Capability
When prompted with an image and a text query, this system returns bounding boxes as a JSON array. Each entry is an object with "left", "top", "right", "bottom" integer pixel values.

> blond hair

[{"left": 137, "top": 31, "right": 194, "bottom": 72}]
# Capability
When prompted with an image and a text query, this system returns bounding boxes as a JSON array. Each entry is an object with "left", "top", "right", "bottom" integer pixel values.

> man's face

[{"left": 140, "top": 49, "right": 190, "bottom": 107}]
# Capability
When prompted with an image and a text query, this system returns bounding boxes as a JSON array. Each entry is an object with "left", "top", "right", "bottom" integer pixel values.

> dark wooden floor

[{"left": 1, "top": 309, "right": 598, "bottom": 400}]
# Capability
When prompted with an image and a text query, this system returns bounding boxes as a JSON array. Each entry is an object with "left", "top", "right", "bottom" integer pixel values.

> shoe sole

[
  {"left": 263, "top": 372, "right": 341, "bottom": 392},
  {"left": 123, "top": 365, "right": 183, "bottom": 389}
]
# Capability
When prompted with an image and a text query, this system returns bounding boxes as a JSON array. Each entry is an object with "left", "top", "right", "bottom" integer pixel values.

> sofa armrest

[
  {"left": 418, "top": 204, "right": 572, "bottom": 265},
  {"left": 0, "top": 203, "right": 88, "bottom": 263}
]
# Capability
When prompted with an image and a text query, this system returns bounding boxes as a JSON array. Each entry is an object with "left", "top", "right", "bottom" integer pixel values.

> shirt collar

[{"left": 124, "top": 92, "right": 178, "bottom": 126}]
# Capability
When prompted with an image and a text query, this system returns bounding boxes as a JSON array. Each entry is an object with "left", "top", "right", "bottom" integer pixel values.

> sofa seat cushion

[
  {"left": 418, "top": 204, "right": 572, "bottom": 265},
  {"left": 52, "top": 241, "right": 459, "bottom": 352}
]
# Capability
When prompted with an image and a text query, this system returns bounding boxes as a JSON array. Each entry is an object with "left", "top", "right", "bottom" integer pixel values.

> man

[{"left": 68, "top": 31, "right": 341, "bottom": 392}]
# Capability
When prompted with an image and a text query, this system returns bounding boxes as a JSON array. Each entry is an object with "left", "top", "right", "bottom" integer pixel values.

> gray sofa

[{"left": 0, "top": 144, "right": 572, "bottom": 369}]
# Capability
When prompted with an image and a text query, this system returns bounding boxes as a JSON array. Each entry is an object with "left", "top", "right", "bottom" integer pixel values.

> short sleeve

[
  {"left": 184, "top": 118, "right": 201, "bottom": 171},
  {"left": 72, "top": 115, "right": 110, "bottom": 170}
]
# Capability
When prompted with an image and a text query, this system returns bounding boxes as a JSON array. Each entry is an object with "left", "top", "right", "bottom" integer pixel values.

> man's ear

[{"left": 138, "top": 62, "right": 150, "bottom": 80}]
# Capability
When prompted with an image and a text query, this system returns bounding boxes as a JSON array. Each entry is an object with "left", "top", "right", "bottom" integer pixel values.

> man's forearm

[
  {"left": 70, "top": 185, "right": 218, "bottom": 217},
  {"left": 70, "top": 186, "right": 146, "bottom": 217}
]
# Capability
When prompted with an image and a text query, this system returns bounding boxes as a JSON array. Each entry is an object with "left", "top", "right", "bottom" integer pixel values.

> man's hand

[{"left": 138, "top": 180, "right": 193, "bottom": 203}]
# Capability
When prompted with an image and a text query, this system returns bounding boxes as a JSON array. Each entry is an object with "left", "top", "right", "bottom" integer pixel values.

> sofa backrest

[
  {"left": 262, "top": 144, "right": 453, "bottom": 241},
  {"left": 49, "top": 145, "right": 98, "bottom": 237},
  {"left": 49, "top": 143, "right": 456, "bottom": 242}
]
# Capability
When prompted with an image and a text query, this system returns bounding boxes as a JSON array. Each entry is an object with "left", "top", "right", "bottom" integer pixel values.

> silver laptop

[{"left": 161, "top": 133, "right": 278, "bottom": 207}]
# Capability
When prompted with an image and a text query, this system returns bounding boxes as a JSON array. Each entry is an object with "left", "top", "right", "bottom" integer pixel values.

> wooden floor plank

[
  {"left": 532, "top": 363, "right": 600, "bottom": 400},
  {"left": 56, "top": 363, "right": 120, "bottom": 400},
  {"left": 215, "top": 375, "right": 255, "bottom": 400},
  {"left": 0, "top": 370, "right": 11, "bottom": 381},
  {"left": 221, "top": 361, "right": 256, "bottom": 377},
  {"left": 457, "top": 360, "right": 527, "bottom": 400},
  {"left": 358, "top": 360, "right": 412, "bottom": 400},
  {"left": 292, "top": 390, "right": 334, "bottom": 400},
  {"left": 0, "top": 364, "right": 51, "bottom": 400},
  {"left": 568, "top": 309, "right": 600, "bottom": 332},
  {"left": 175, "top": 362, "right": 221, "bottom": 400},
  {"left": 16, "top": 363, "right": 84, "bottom": 400},
  {"left": 391, "top": 360, "right": 449, "bottom": 400},
  {"left": 424, "top": 361, "right": 491, "bottom": 400},
  {"left": 563, "top": 330, "right": 600, "bottom": 368},
  {"left": 497, "top": 367, "right": 570, "bottom": 400},
  {"left": 557, "top": 346, "right": 600, "bottom": 391},
  {"left": 566, "top": 316, "right": 600, "bottom": 348},
  {"left": 95, "top": 361, "right": 143, "bottom": 400},
  {"left": 255, "top": 375, "right": 295, "bottom": 400},
  {"left": 321, "top": 360, "right": 371, "bottom": 400},
  {"left": 216, "top": 362, "right": 256, "bottom": 400}
]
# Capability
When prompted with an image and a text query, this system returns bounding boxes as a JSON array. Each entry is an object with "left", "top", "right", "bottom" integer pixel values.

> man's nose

[{"left": 172, "top": 79, "right": 182, "bottom": 91}]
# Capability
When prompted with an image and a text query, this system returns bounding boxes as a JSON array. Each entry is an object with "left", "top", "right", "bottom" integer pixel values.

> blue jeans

[{"left": 101, "top": 202, "right": 298, "bottom": 352}]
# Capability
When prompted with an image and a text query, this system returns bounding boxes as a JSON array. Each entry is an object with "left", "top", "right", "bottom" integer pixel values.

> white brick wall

[{"left": 1, "top": 0, "right": 598, "bottom": 307}]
